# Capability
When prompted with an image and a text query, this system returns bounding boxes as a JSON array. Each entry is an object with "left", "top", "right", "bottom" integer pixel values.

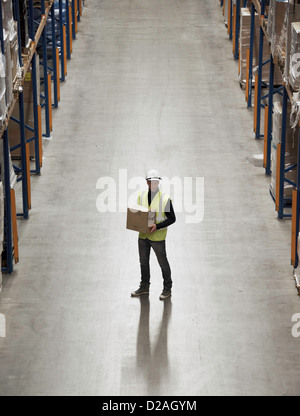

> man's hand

[{"left": 149, "top": 224, "right": 157, "bottom": 233}]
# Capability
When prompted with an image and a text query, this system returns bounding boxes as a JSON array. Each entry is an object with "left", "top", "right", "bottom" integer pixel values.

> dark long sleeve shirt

[{"left": 148, "top": 189, "right": 176, "bottom": 230}]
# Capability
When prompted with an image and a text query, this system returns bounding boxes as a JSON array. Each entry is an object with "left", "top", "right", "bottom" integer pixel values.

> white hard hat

[{"left": 146, "top": 169, "right": 162, "bottom": 181}]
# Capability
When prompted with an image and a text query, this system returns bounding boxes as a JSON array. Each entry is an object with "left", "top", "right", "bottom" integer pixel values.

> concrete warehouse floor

[{"left": 0, "top": 0, "right": 300, "bottom": 396}]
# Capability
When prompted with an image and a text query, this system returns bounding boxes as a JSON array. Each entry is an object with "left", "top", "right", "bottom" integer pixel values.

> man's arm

[{"left": 156, "top": 199, "right": 176, "bottom": 230}]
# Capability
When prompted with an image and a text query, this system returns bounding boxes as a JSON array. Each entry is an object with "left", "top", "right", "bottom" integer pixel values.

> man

[{"left": 131, "top": 169, "right": 176, "bottom": 300}]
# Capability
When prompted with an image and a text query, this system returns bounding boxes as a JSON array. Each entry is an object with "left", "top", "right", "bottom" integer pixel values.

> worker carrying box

[{"left": 127, "top": 169, "right": 176, "bottom": 300}]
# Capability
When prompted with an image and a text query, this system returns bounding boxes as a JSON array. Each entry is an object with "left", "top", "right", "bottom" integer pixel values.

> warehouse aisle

[{"left": 0, "top": 0, "right": 300, "bottom": 396}]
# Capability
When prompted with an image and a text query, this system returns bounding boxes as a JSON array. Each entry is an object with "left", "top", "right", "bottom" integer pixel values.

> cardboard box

[
  {"left": 270, "top": 100, "right": 299, "bottom": 200},
  {"left": 126, "top": 205, "right": 156, "bottom": 234},
  {"left": 240, "top": 8, "right": 282, "bottom": 86}
]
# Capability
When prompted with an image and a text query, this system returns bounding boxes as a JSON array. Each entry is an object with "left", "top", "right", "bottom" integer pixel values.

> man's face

[{"left": 147, "top": 180, "right": 159, "bottom": 192}]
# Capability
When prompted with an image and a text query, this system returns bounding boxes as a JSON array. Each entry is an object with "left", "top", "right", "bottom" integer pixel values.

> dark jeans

[{"left": 138, "top": 238, "right": 172, "bottom": 291}]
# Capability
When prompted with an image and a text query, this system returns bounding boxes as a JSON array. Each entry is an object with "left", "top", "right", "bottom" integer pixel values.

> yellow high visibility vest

[{"left": 138, "top": 190, "right": 171, "bottom": 241}]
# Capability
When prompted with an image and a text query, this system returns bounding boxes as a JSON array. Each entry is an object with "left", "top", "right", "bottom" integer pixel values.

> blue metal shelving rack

[
  {"left": 246, "top": 0, "right": 296, "bottom": 220},
  {"left": 219, "top": 0, "right": 300, "bottom": 292},
  {"left": 0, "top": 0, "right": 82, "bottom": 273}
]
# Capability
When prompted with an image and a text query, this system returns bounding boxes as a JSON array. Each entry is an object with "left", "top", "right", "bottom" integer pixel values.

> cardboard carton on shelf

[
  {"left": 270, "top": 100, "right": 299, "bottom": 201},
  {"left": 126, "top": 205, "right": 156, "bottom": 234},
  {"left": 239, "top": 8, "right": 282, "bottom": 87}
]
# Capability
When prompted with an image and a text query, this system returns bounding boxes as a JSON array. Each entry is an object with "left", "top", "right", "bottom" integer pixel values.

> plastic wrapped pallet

[
  {"left": 1, "top": 0, "right": 14, "bottom": 32},
  {"left": 3, "top": 30, "right": 13, "bottom": 107},
  {"left": 289, "top": 22, "right": 300, "bottom": 90},
  {"left": 1, "top": 0, "right": 16, "bottom": 65},
  {"left": 0, "top": 54, "right": 6, "bottom": 123},
  {"left": 267, "top": 0, "right": 276, "bottom": 39},
  {"left": 0, "top": 141, "right": 17, "bottom": 190},
  {"left": 284, "top": 0, "right": 300, "bottom": 85},
  {"left": 2, "top": 0, "right": 20, "bottom": 94},
  {"left": 10, "top": 21, "right": 20, "bottom": 83},
  {"left": 270, "top": 101, "right": 299, "bottom": 200},
  {"left": 270, "top": 0, "right": 289, "bottom": 60}
]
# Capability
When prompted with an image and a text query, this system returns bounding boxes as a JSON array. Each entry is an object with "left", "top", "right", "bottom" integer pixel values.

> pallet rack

[
  {"left": 0, "top": 0, "right": 83, "bottom": 273},
  {"left": 220, "top": 0, "right": 300, "bottom": 294},
  {"left": 246, "top": 0, "right": 296, "bottom": 219}
]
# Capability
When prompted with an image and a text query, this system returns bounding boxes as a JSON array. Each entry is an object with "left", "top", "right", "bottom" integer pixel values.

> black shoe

[
  {"left": 131, "top": 283, "right": 150, "bottom": 297},
  {"left": 159, "top": 289, "right": 171, "bottom": 300}
]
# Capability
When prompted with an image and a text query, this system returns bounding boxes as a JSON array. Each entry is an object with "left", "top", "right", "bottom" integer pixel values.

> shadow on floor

[{"left": 136, "top": 295, "right": 172, "bottom": 395}]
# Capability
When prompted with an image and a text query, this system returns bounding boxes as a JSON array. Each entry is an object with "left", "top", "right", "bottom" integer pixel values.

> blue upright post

[
  {"left": 51, "top": 2, "right": 58, "bottom": 108},
  {"left": 248, "top": 3, "right": 255, "bottom": 108},
  {"left": 41, "top": 0, "right": 50, "bottom": 137},
  {"left": 14, "top": 0, "right": 29, "bottom": 218},
  {"left": 77, "top": 0, "right": 80, "bottom": 22},
  {"left": 294, "top": 127, "right": 300, "bottom": 268},
  {"left": 18, "top": 89, "right": 29, "bottom": 218},
  {"left": 72, "top": 0, "right": 76, "bottom": 39},
  {"left": 256, "top": 0, "right": 265, "bottom": 139},
  {"left": 28, "top": 0, "right": 41, "bottom": 174},
  {"left": 2, "top": 131, "right": 13, "bottom": 273},
  {"left": 13, "top": 0, "right": 22, "bottom": 63},
  {"left": 59, "top": 0, "right": 66, "bottom": 82},
  {"left": 266, "top": 54, "right": 274, "bottom": 176},
  {"left": 278, "top": 87, "right": 288, "bottom": 220},
  {"left": 229, "top": 0, "right": 233, "bottom": 40},
  {"left": 234, "top": 0, "right": 240, "bottom": 60},
  {"left": 261, "top": 0, "right": 266, "bottom": 15},
  {"left": 66, "top": 0, "right": 71, "bottom": 59}
]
